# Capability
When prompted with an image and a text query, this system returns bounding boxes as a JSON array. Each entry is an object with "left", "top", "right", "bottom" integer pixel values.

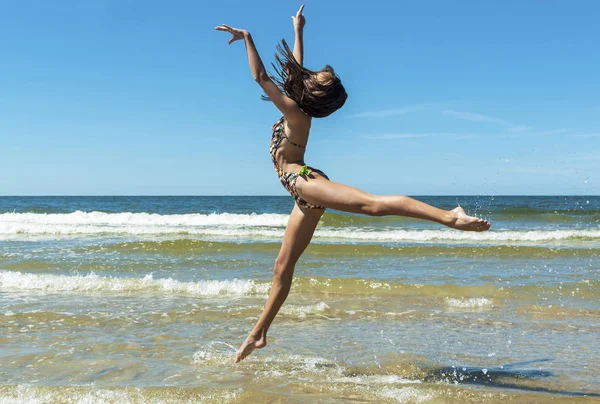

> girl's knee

[
  {"left": 273, "top": 256, "right": 294, "bottom": 279},
  {"left": 361, "top": 196, "right": 387, "bottom": 216}
]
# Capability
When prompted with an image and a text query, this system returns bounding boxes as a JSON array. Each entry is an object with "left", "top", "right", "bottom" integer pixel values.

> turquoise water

[{"left": 0, "top": 196, "right": 598, "bottom": 403}]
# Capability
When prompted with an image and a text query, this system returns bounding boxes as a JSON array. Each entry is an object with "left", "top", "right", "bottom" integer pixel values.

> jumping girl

[{"left": 215, "top": 5, "right": 491, "bottom": 363}]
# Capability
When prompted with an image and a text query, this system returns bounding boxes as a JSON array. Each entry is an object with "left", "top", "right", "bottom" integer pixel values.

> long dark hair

[{"left": 263, "top": 40, "right": 347, "bottom": 118}]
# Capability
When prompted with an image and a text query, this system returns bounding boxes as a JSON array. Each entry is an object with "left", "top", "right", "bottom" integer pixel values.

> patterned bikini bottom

[{"left": 270, "top": 116, "right": 329, "bottom": 210}]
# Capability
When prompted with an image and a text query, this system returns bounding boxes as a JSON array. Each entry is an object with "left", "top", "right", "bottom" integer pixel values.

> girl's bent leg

[
  {"left": 296, "top": 174, "right": 490, "bottom": 231},
  {"left": 235, "top": 203, "right": 324, "bottom": 363}
]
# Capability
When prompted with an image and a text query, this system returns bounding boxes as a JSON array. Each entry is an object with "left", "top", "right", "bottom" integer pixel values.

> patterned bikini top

[{"left": 270, "top": 116, "right": 306, "bottom": 165}]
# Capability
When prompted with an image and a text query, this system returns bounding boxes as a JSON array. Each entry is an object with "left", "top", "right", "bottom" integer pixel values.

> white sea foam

[
  {"left": 1, "top": 212, "right": 598, "bottom": 242},
  {"left": 317, "top": 228, "right": 600, "bottom": 242},
  {"left": 0, "top": 271, "right": 270, "bottom": 296},
  {"left": 191, "top": 348, "right": 424, "bottom": 402},
  {"left": 445, "top": 297, "right": 493, "bottom": 309},
  {"left": 334, "top": 374, "right": 421, "bottom": 385},
  {"left": 375, "top": 386, "right": 435, "bottom": 403},
  {"left": 193, "top": 341, "right": 237, "bottom": 366},
  {"left": 0, "top": 385, "right": 242, "bottom": 404},
  {"left": 280, "top": 301, "right": 331, "bottom": 318},
  {"left": 0, "top": 211, "right": 288, "bottom": 232}
]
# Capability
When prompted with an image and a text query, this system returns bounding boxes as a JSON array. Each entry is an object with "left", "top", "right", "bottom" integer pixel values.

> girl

[{"left": 215, "top": 5, "right": 491, "bottom": 363}]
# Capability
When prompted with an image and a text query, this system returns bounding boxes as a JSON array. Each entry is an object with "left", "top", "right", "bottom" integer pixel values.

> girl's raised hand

[
  {"left": 292, "top": 5, "right": 305, "bottom": 31},
  {"left": 215, "top": 24, "right": 248, "bottom": 45}
]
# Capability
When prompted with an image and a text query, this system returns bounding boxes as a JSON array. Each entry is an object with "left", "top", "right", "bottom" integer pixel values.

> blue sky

[{"left": 1, "top": 0, "right": 598, "bottom": 195}]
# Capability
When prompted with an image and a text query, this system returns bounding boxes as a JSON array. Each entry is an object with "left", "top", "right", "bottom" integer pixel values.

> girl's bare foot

[
  {"left": 235, "top": 331, "right": 267, "bottom": 363},
  {"left": 447, "top": 207, "right": 491, "bottom": 231}
]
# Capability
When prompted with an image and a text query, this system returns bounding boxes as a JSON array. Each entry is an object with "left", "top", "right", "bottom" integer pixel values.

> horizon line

[{"left": 1, "top": 194, "right": 599, "bottom": 198}]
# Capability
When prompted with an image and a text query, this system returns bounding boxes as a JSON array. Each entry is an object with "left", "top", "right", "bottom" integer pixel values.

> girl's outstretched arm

[
  {"left": 291, "top": 5, "right": 305, "bottom": 66},
  {"left": 215, "top": 24, "right": 305, "bottom": 123}
]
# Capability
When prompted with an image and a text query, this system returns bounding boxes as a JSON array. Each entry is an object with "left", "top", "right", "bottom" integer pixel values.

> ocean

[{"left": 0, "top": 195, "right": 598, "bottom": 403}]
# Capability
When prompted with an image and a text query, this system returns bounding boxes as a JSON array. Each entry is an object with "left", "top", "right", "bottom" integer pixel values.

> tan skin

[{"left": 216, "top": 5, "right": 491, "bottom": 364}]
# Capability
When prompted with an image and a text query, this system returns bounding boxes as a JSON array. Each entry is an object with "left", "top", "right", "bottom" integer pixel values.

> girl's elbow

[{"left": 253, "top": 71, "right": 269, "bottom": 83}]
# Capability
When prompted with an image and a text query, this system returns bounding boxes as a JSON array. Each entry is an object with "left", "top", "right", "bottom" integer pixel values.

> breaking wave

[{"left": 1, "top": 212, "right": 599, "bottom": 243}]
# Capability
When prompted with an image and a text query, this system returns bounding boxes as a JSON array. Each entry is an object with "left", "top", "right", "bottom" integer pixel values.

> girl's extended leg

[
  {"left": 296, "top": 175, "right": 490, "bottom": 231},
  {"left": 235, "top": 203, "right": 324, "bottom": 363}
]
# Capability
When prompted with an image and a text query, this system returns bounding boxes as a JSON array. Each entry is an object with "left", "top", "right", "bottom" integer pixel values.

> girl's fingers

[
  {"left": 215, "top": 23, "right": 245, "bottom": 44},
  {"left": 298, "top": 4, "right": 304, "bottom": 15},
  {"left": 215, "top": 25, "right": 233, "bottom": 32}
]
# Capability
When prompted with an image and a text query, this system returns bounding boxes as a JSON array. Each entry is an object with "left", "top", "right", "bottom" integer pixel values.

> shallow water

[{"left": 1, "top": 196, "right": 599, "bottom": 403}]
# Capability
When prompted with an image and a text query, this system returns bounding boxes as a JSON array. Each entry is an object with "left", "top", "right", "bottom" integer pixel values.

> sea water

[{"left": 0, "top": 196, "right": 598, "bottom": 403}]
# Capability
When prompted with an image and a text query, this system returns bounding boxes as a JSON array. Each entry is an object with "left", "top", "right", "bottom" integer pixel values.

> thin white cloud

[
  {"left": 531, "top": 128, "right": 568, "bottom": 136},
  {"left": 442, "top": 109, "right": 509, "bottom": 125},
  {"left": 503, "top": 128, "right": 569, "bottom": 137},
  {"left": 356, "top": 106, "right": 575, "bottom": 140},
  {"left": 442, "top": 109, "right": 520, "bottom": 128},
  {"left": 441, "top": 109, "right": 532, "bottom": 132},
  {"left": 361, "top": 133, "right": 429, "bottom": 139},
  {"left": 360, "top": 132, "right": 477, "bottom": 140},
  {"left": 352, "top": 103, "right": 445, "bottom": 118},
  {"left": 508, "top": 125, "right": 535, "bottom": 132}
]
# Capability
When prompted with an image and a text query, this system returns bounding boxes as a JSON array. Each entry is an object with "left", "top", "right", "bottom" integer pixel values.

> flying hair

[{"left": 262, "top": 39, "right": 347, "bottom": 118}]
